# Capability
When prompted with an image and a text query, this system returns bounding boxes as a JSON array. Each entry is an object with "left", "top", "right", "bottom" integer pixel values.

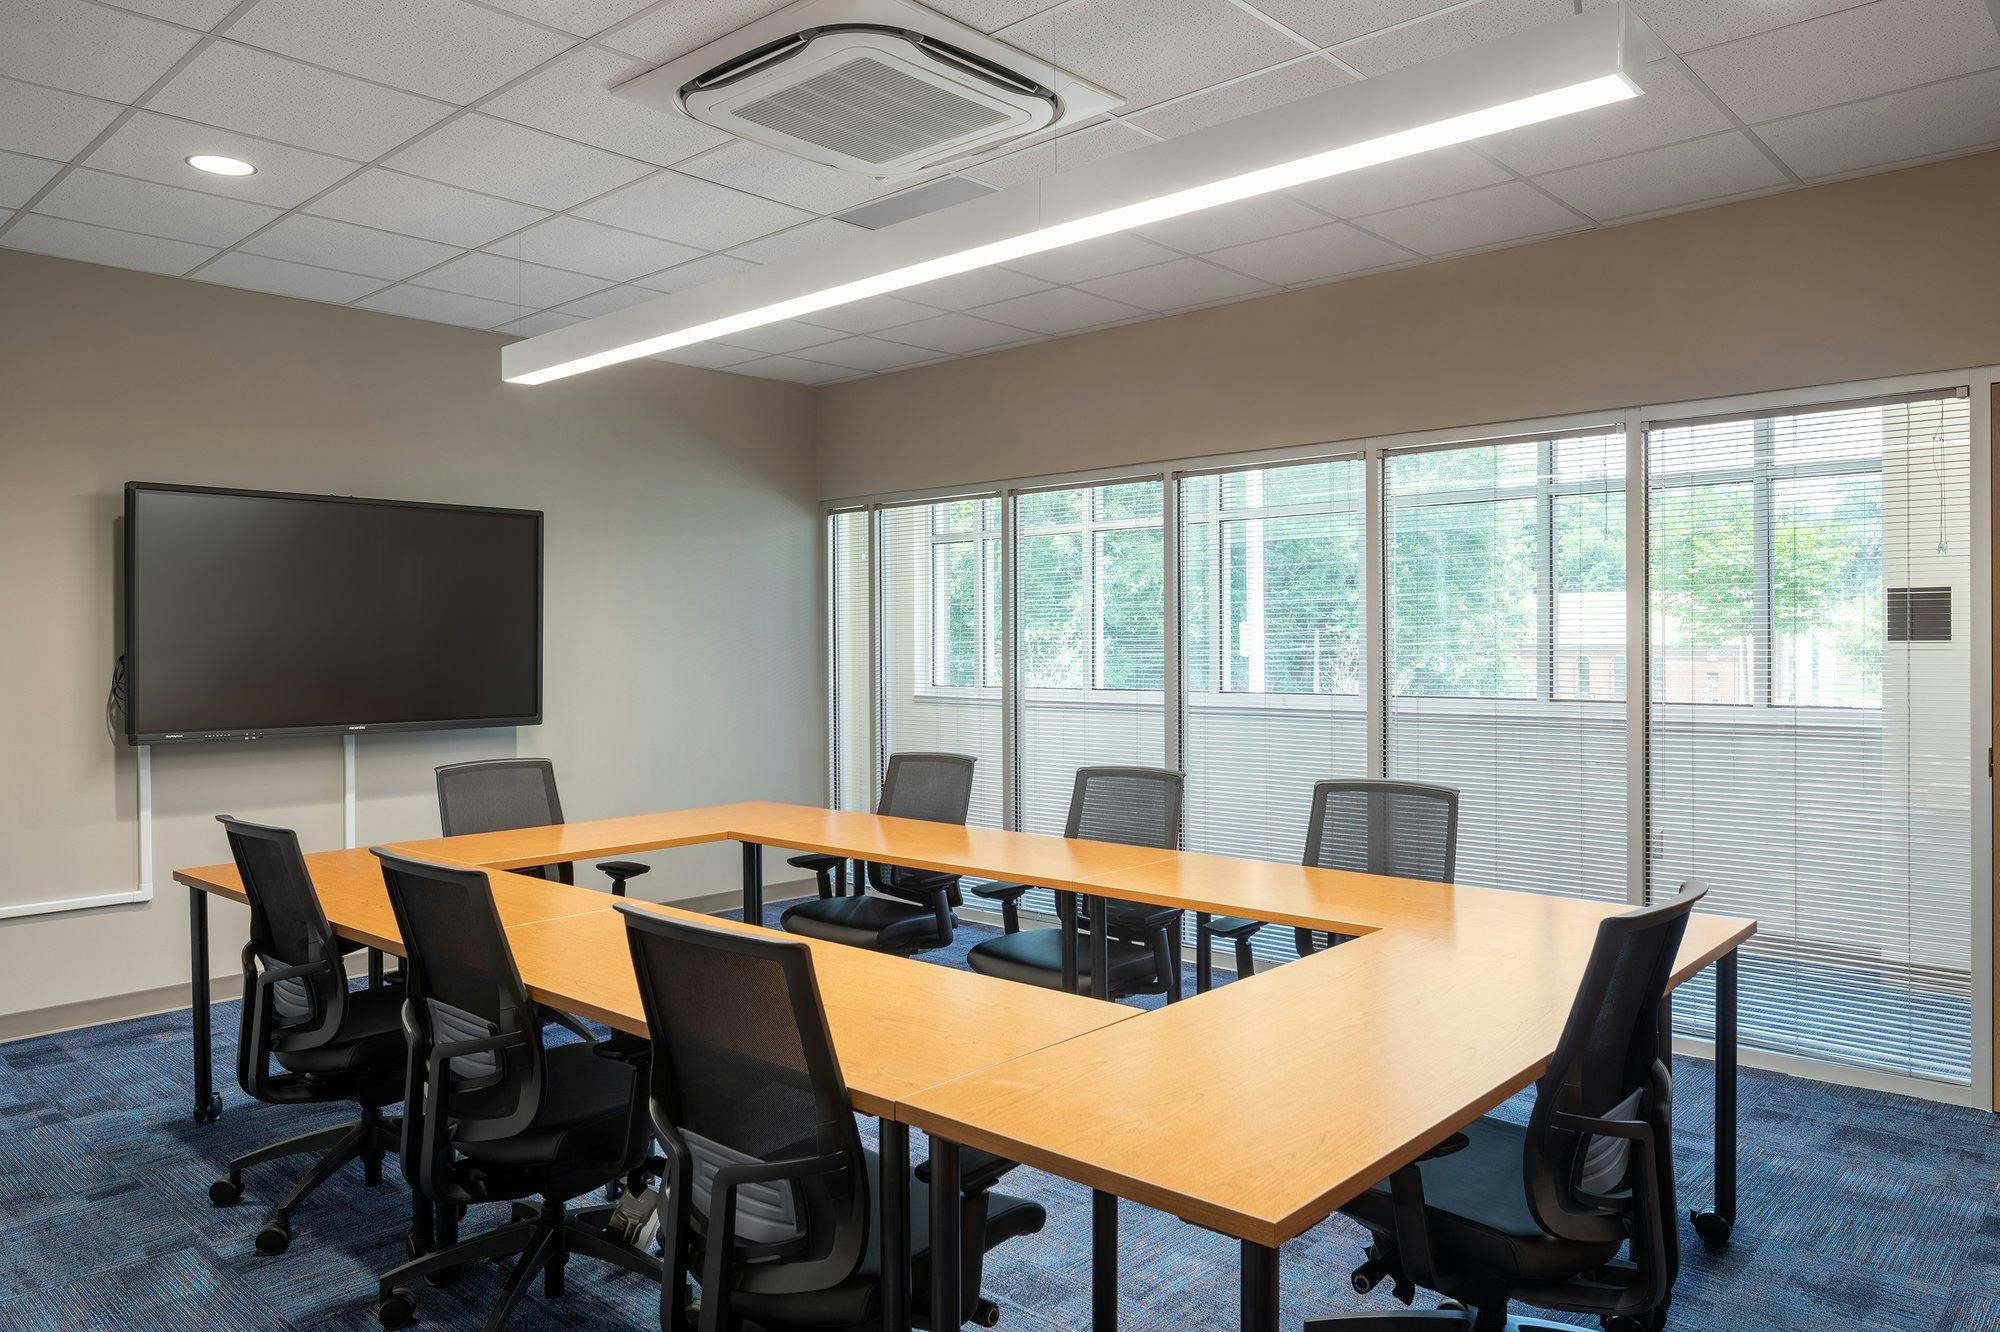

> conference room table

[{"left": 175, "top": 800, "right": 1754, "bottom": 1332}]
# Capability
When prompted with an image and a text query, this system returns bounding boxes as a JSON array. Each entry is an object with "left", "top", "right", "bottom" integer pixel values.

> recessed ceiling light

[{"left": 186, "top": 154, "right": 256, "bottom": 177}]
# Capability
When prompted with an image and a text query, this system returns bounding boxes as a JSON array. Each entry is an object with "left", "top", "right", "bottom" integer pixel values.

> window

[
  {"left": 827, "top": 510, "right": 872, "bottom": 812},
  {"left": 924, "top": 499, "right": 1000, "bottom": 690}
]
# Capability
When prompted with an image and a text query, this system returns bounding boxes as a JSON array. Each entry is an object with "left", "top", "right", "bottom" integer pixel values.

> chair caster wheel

[
  {"left": 193, "top": 1094, "right": 222, "bottom": 1124},
  {"left": 971, "top": 1297, "right": 1000, "bottom": 1326},
  {"left": 377, "top": 1289, "right": 415, "bottom": 1329},
  {"left": 255, "top": 1218, "right": 291, "bottom": 1255},
  {"left": 1690, "top": 1209, "right": 1732, "bottom": 1246},
  {"left": 209, "top": 1174, "right": 243, "bottom": 1207}
]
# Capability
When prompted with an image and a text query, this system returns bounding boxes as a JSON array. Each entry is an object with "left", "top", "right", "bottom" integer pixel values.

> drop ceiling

[{"left": 3, "top": 0, "right": 1998, "bottom": 386}]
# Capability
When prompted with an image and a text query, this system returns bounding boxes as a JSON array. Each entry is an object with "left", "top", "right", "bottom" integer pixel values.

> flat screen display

[{"left": 124, "top": 484, "right": 541, "bottom": 742}]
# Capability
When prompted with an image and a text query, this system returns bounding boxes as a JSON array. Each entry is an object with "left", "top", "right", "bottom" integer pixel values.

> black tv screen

[{"left": 124, "top": 484, "right": 542, "bottom": 742}]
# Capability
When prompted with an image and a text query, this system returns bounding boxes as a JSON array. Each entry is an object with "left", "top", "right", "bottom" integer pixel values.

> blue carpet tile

[{"left": 1, "top": 914, "right": 1996, "bottom": 1331}]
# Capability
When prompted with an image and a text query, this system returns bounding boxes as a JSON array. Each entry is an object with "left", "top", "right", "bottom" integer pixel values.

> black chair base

[
  {"left": 1305, "top": 1312, "right": 1639, "bottom": 1331},
  {"left": 210, "top": 1104, "right": 400, "bottom": 1255},
  {"left": 376, "top": 1195, "right": 662, "bottom": 1331}
]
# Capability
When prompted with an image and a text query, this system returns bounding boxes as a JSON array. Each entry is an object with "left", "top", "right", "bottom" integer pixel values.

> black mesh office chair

[
  {"left": 436, "top": 758, "right": 650, "bottom": 896},
  {"left": 369, "top": 850, "right": 660, "bottom": 1332},
  {"left": 1311, "top": 885, "right": 1703, "bottom": 1332},
  {"left": 618, "top": 903, "right": 1045, "bottom": 1332},
  {"left": 964, "top": 767, "right": 1187, "bottom": 1002},
  {"left": 207, "top": 817, "right": 406, "bottom": 1256},
  {"left": 1196, "top": 779, "right": 1459, "bottom": 991},
  {"left": 779, "top": 752, "right": 977, "bottom": 956}
]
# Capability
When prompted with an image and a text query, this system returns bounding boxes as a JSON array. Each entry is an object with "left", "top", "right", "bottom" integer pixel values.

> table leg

[
  {"left": 1088, "top": 895, "right": 1111, "bottom": 1002},
  {"left": 368, "top": 948, "right": 384, "bottom": 988},
  {"left": 927, "top": 1137, "right": 962, "bottom": 1330},
  {"left": 1239, "top": 1241, "right": 1278, "bottom": 1332},
  {"left": 1692, "top": 947, "right": 1738, "bottom": 1246},
  {"left": 1195, "top": 912, "right": 1214, "bottom": 993},
  {"left": 880, "top": 1121, "right": 911, "bottom": 1332},
  {"left": 1057, "top": 892, "right": 1079, "bottom": 994},
  {"left": 188, "top": 886, "right": 220, "bottom": 1124},
  {"left": 740, "top": 841, "right": 764, "bottom": 927},
  {"left": 1092, "top": 1190, "right": 1117, "bottom": 1331}
]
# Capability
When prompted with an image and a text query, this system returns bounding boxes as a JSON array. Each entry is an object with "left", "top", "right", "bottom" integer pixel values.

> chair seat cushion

[
  {"left": 273, "top": 983, "right": 407, "bottom": 1078},
  {"left": 1203, "top": 914, "right": 1261, "bottom": 939},
  {"left": 781, "top": 894, "right": 946, "bottom": 954},
  {"left": 964, "top": 927, "right": 1160, "bottom": 994},
  {"left": 453, "top": 1042, "right": 637, "bottom": 1171},
  {"left": 1339, "top": 1115, "right": 1623, "bottom": 1282}
]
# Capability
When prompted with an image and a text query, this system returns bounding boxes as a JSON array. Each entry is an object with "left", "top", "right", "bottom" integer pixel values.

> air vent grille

[{"left": 733, "top": 54, "right": 1010, "bottom": 164}]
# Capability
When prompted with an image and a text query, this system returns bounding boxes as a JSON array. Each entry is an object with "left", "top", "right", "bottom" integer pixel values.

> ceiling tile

[
  {"left": 1359, "top": 179, "right": 1582, "bottom": 255},
  {"left": 1136, "top": 192, "right": 1327, "bottom": 254},
  {"left": 482, "top": 47, "right": 728, "bottom": 167},
  {"left": 194, "top": 251, "right": 389, "bottom": 302},
  {"left": 227, "top": 0, "right": 571, "bottom": 104},
  {"left": 35, "top": 167, "right": 280, "bottom": 246},
  {"left": 0, "top": 209, "right": 12, "bottom": 226},
  {"left": 355, "top": 282, "right": 534, "bottom": 329},
  {"left": 677, "top": 139, "right": 914, "bottom": 214},
  {"left": 83, "top": 112, "right": 361, "bottom": 209},
  {"left": 919, "top": 0, "right": 1054, "bottom": 31},
  {"left": 1623, "top": 0, "right": 1876, "bottom": 55},
  {"left": 899, "top": 264, "right": 1052, "bottom": 309},
  {"left": 731, "top": 355, "right": 857, "bottom": 385},
  {"left": 1, "top": 212, "right": 214, "bottom": 274},
  {"left": 413, "top": 250, "right": 608, "bottom": 306},
  {"left": 1129, "top": 56, "right": 1352, "bottom": 139},
  {"left": 0, "top": 152, "right": 60, "bottom": 211},
  {"left": 101, "top": 0, "right": 241, "bottom": 29},
  {"left": 1004, "top": 231, "right": 1179, "bottom": 284},
  {"left": 726, "top": 217, "right": 865, "bottom": 264},
  {"left": 633, "top": 252, "right": 758, "bottom": 293},
  {"left": 575, "top": 170, "right": 811, "bottom": 250},
  {"left": 960, "top": 119, "right": 1154, "bottom": 189},
  {"left": 997, "top": 0, "right": 1309, "bottom": 113},
  {"left": 1076, "top": 255, "right": 1273, "bottom": 310},
  {"left": 1284, "top": 144, "right": 1510, "bottom": 218},
  {"left": 969, "top": 285, "right": 1146, "bottom": 334},
  {"left": 147, "top": 41, "right": 453, "bottom": 161},
  {"left": 600, "top": 0, "right": 782, "bottom": 62},
  {"left": 880, "top": 311, "right": 1039, "bottom": 354},
  {"left": 552, "top": 282, "right": 657, "bottom": 317},
  {"left": 386, "top": 114, "right": 653, "bottom": 209},
  {"left": 798, "top": 295, "right": 941, "bottom": 335},
  {"left": 0, "top": 77, "right": 123, "bottom": 160},
  {"left": 240, "top": 215, "right": 460, "bottom": 280},
  {"left": 0, "top": 0, "right": 199, "bottom": 102},
  {"left": 498, "top": 310, "right": 582, "bottom": 336},
  {"left": 503, "top": 213, "right": 699, "bottom": 280},
  {"left": 307, "top": 168, "right": 546, "bottom": 247},
  {"left": 795, "top": 335, "right": 941, "bottom": 372},
  {"left": 1248, "top": 0, "right": 1461, "bottom": 48},
  {"left": 1754, "top": 66, "right": 2000, "bottom": 179},
  {"left": 1685, "top": 0, "right": 2000, "bottom": 125},
  {"left": 651, "top": 341, "right": 763, "bottom": 369},
  {"left": 715, "top": 320, "right": 845, "bottom": 355},
  {"left": 478, "top": 0, "right": 655, "bottom": 38},
  {"left": 1535, "top": 131, "right": 1788, "bottom": 220},
  {"left": 1203, "top": 221, "right": 1409, "bottom": 285},
  {"left": 1482, "top": 59, "right": 1734, "bottom": 176},
  {"left": 1336, "top": 0, "right": 1572, "bottom": 78}
]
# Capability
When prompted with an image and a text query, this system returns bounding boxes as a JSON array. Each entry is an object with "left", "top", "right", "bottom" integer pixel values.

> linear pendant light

[{"left": 503, "top": 3, "right": 1648, "bottom": 386}]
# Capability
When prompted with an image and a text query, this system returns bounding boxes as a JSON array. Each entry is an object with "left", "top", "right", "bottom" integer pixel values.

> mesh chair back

[
  {"left": 1523, "top": 884, "right": 1703, "bottom": 1249},
  {"left": 869, "top": 752, "right": 975, "bottom": 901},
  {"left": 1303, "top": 779, "right": 1458, "bottom": 882},
  {"left": 218, "top": 816, "right": 345, "bottom": 1035},
  {"left": 619, "top": 904, "right": 867, "bottom": 1292},
  {"left": 435, "top": 758, "right": 572, "bottom": 885},
  {"left": 374, "top": 849, "right": 545, "bottom": 1137},
  {"left": 1065, "top": 767, "right": 1183, "bottom": 849}
]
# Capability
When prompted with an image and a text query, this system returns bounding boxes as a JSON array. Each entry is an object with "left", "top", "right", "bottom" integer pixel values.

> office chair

[
  {"left": 206, "top": 817, "right": 406, "bottom": 1256},
  {"left": 779, "top": 752, "right": 977, "bottom": 956},
  {"left": 369, "top": 850, "right": 661, "bottom": 1332},
  {"left": 965, "top": 766, "right": 1187, "bottom": 1002},
  {"left": 618, "top": 902, "right": 1045, "bottom": 1332},
  {"left": 436, "top": 757, "right": 651, "bottom": 896},
  {"left": 1309, "top": 885, "right": 1704, "bottom": 1332},
  {"left": 1196, "top": 779, "right": 1459, "bottom": 991}
]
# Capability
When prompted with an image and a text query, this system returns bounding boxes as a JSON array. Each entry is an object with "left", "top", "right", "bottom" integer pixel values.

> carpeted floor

[{"left": 1, "top": 915, "right": 1995, "bottom": 1332}]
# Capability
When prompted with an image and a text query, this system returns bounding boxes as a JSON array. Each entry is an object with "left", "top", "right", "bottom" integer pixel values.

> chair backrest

[
  {"left": 218, "top": 815, "right": 346, "bottom": 1039},
  {"left": 619, "top": 904, "right": 867, "bottom": 1293},
  {"left": 1065, "top": 766, "right": 1184, "bottom": 850},
  {"left": 1523, "top": 884, "right": 1704, "bottom": 1257},
  {"left": 1302, "top": 779, "right": 1458, "bottom": 882},
  {"left": 876, "top": 751, "right": 976, "bottom": 824},
  {"left": 435, "top": 758, "right": 572, "bottom": 885},
  {"left": 374, "top": 849, "right": 546, "bottom": 1139}
]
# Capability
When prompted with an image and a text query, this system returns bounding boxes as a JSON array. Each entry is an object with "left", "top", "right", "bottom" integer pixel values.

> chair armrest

[
  {"left": 1109, "top": 902, "right": 1184, "bottom": 933},
  {"left": 915, "top": 1145, "right": 1020, "bottom": 1194},
  {"left": 590, "top": 1032, "right": 651, "bottom": 1064},
  {"left": 597, "top": 861, "right": 650, "bottom": 897},
  {"left": 787, "top": 853, "right": 840, "bottom": 870},
  {"left": 1415, "top": 1131, "right": 1469, "bottom": 1162},
  {"left": 970, "top": 881, "right": 1028, "bottom": 903}
]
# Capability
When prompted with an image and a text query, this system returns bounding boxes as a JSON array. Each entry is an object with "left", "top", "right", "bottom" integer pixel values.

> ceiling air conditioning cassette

[{"left": 612, "top": 0, "right": 1120, "bottom": 178}]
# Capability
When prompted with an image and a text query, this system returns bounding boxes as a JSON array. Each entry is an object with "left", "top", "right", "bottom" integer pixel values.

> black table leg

[
  {"left": 1195, "top": 912, "right": 1214, "bottom": 993},
  {"left": 367, "top": 948, "right": 384, "bottom": 988},
  {"left": 1692, "top": 947, "right": 1738, "bottom": 1246},
  {"left": 1092, "top": 1190, "right": 1117, "bottom": 1330},
  {"left": 740, "top": 841, "right": 764, "bottom": 927},
  {"left": 880, "top": 1120, "right": 911, "bottom": 1332},
  {"left": 189, "top": 886, "right": 220, "bottom": 1124},
  {"left": 1058, "top": 892, "right": 1079, "bottom": 994},
  {"left": 1088, "top": 895, "right": 1111, "bottom": 1002},
  {"left": 1240, "top": 1241, "right": 1278, "bottom": 1332},
  {"left": 927, "top": 1137, "right": 962, "bottom": 1330}
]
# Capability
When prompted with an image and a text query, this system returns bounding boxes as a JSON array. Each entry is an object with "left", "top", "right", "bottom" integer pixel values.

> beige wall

[
  {"left": 0, "top": 248, "right": 823, "bottom": 1025},
  {"left": 818, "top": 149, "right": 2000, "bottom": 500}
]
